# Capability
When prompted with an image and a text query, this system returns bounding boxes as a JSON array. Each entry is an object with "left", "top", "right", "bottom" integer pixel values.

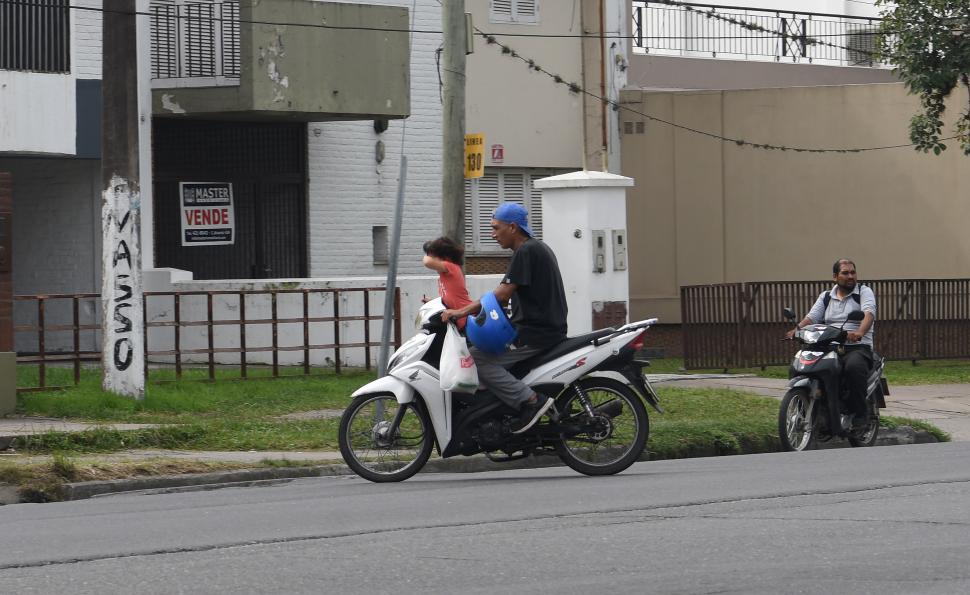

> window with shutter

[
  {"left": 150, "top": 0, "right": 240, "bottom": 86},
  {"left": 184, "top": 2, "right": 216, "bottom": 76},
  {"left": 464, "top": 168, "right": 566, "bottom": 254},
  {"left": 490, "top": 0, "right": 539, "bottom": 25},
  {"left": 220, "top": 1, "right": 241, "bottom": 76},
  {"left": 151, "top": 0, "right": 179, "bottom": 79},
  {"left": 0, "top": 0, "right": 70, "bottom": 72}
]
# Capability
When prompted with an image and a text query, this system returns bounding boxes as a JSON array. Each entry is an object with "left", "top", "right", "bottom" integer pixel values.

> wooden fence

[{"left": 681, "top": 279, "right": 970, "bottom": 369}]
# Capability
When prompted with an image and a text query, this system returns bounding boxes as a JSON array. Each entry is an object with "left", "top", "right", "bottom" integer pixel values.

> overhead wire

[
  {"left": 5, "top": 0, "right": 937, "bottom": 153},
  {"left": 476, "top": 30, "right": 949, "bottom": 154},
  {"left": 0, "top": 0, "right": 903, "bottom": 40}
]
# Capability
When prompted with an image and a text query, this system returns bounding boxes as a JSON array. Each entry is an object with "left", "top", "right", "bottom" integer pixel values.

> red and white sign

[
  {"left": 491, "top": 144, "right": 504, "bottom": 165},
  {"left": 179, "top": 182, "right": 235, "bottom": 246}
]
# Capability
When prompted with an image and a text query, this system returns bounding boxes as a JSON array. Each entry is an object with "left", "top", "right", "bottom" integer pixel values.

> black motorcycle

[{"left": 779, "top": 308, "right": 888, "bottom": 451}]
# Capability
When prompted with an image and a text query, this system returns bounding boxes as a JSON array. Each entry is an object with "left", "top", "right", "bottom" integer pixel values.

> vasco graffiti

[
  {"left": 111, "top": 209, "right": 134, "bottom": 370},
  {"left": 102, "top": 176, "right": 144, "bottom": 397}
]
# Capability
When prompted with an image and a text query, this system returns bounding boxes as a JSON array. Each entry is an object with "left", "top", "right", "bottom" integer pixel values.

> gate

[{"left": 153, "top": 119, "right": 307, "bottom": 279}]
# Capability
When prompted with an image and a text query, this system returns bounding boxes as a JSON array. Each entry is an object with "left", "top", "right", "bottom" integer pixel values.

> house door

[{"left": 152, "top": 119, "right": 307, "bottom": 279}]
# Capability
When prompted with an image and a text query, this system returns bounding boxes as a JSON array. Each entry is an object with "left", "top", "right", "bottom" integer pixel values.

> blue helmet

[{"left": 466, "top": 292, "right": 518, "bottom": 354}]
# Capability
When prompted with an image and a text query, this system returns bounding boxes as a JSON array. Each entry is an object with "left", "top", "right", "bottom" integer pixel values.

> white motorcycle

[{"left": 338, "top": 299, "right": 662, "bottom": 482}]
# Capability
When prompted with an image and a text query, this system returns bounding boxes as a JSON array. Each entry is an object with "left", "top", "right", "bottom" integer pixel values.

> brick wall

[
  {"left": 642, "top": 323, "right": 684, "bottom": 359},
  {"left": 0, "top": 172, "right": 11, "bottom": 352},
  {"left": 74, "top": 0, "right": 104, "bottom": 80},
  {"left": 466, "top": 255, "right": 510, "bottom": 275},
  {"left": 307, "top": 0, "right": 442, "bottom": 278}
]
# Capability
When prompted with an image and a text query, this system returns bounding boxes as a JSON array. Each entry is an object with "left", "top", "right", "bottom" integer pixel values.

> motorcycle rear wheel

[
  {"left": 555, "top": 378, "right": 649, "bottom": 476},
  {"left": 338, "top": 393, "right": 434, "bottom": 483},
  {"left": 779, "top": 388, "right": 816, "bottom": 452}
]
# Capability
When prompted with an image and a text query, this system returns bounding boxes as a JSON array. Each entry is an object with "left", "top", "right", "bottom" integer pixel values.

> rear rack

[{"left": 592, "top": 318, "right": 659, "bottom": 346}]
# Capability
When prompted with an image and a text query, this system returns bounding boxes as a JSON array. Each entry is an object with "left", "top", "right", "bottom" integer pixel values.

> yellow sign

[{"left": 464, "top": 133, "right": 485, "bottom": 179}]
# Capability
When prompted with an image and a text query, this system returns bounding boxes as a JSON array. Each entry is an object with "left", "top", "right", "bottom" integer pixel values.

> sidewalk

[{"left": 1, "top": 375, "right": 964, "bottom": 503}]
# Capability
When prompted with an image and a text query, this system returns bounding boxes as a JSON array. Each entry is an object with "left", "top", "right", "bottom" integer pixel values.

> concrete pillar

[
  {"left": 0, "top": 172, "right": 15, "bottom": 414},
  {"left": 535, "top": 170, "right": 634, "bottom": 336}
]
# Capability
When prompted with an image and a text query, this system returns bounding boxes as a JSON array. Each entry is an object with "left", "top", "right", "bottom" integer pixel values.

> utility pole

[
  {"left": 101, "top": 0, "right": 145, "bottom": 398},
  {"left": 441, "top": 0, "right": 466, "bottom": 243}
]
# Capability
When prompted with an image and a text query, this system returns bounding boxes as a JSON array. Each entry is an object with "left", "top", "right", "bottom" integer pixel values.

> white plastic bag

[{"left": 440, "top": 322, "right": 479, "bottom": 392}]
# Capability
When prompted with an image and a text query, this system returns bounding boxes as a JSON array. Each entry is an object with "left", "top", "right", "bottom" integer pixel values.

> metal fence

[
  {"left": 632, "top": 0, "right": 887, "bottom": 67},
  {"left": 681, "top": 280, "right": 970, "bottom": 370},
  {"left": 15, "top": 287, "right": 401, "bottom": 392}
]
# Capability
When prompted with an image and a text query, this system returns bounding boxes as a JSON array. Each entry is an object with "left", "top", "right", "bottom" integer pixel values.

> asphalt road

[{"left": 3, "top": 443, "right": 970, "bottom": 594}]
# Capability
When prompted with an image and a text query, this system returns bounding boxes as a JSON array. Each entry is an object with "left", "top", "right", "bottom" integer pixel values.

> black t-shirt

[{"left": 503, "top": 238, "right": 568, "bottom": 348}]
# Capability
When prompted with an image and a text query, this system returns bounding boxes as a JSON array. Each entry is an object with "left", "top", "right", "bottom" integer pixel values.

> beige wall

[
  {"left": 465, "top": 1, "right": 585, "bottom": 169},
  {"left": 621, "top": 82, "right": 970, "bottom": 323}
]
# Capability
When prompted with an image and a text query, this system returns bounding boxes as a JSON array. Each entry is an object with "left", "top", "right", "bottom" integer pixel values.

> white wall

[
  {"left": 465, "top": 0, "right": 585, "bottom": 169},
  {"left": 0, "top": 72, "right": 77, "bottom": 155},
  {"left": 145, "top": 273, "right": 502, "bottom": 367},
  {"left": 2, "top": 158, "right": 103, "bottom": 353},
  {"left": 307, "top": 0, "right": 443, "bottom": 278}
]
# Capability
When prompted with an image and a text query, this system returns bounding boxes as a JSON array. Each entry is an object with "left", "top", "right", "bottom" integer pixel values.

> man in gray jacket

[{"left": 786, "top": 258, "right": 876, "bottom": 428}]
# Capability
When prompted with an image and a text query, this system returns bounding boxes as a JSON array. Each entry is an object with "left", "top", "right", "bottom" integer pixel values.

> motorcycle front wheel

[
  {"left": 338, "top": 393, "right": 434, "bottom": 483},
  {"left": 779, "top": 388, "right": 816, "bottom": 451},
  {"left": 555, "top": 378, "right": 649, "bottom": 476},
  {"left": 848, "top": 404, "right": 880, "bottom": 447}
]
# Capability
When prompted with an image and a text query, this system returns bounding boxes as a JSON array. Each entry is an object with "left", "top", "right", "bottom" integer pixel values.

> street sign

[
  {"left": 491, "top": 144, "right": 504, "bottom": 165},
  {"left": 464, "top": 133, "right": 484, "bottom": 179},
  {"left": 179, "top": 182, "right": 235, "bottom": 246}
]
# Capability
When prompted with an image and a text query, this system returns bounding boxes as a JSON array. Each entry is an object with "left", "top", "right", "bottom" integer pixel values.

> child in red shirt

[{"left": 422, "top": 237, "right": 472, "bottom": 330}]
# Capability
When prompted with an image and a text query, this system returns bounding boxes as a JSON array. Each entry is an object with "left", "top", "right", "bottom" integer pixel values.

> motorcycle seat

[{"left": 509, "top": 328, "right": 616, "bottom": 379}]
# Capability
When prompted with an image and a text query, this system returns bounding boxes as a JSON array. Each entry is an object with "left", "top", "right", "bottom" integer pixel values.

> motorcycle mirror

[
  {"left": 782, "top": 307, "right": 796, "bottom": 322},
  {"left": 847, "top": 309, "right": 865, "bottom": 322}
]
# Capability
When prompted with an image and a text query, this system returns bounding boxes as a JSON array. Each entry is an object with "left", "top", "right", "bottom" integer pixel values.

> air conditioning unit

[{"left": 846, "top": 26, "right": 878, "bottom": 67}]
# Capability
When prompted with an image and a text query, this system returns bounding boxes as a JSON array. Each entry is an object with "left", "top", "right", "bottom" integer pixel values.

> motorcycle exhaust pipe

[{"left": 593, "top": 399, "right": 624, "bottom": 418}]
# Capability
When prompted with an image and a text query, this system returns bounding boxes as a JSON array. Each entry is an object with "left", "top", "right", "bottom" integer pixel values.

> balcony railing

[
  {"left": 632, "top": 0, "right": 889, "bottom": 68},
  {"left": 150, "top": 0, "right": 240, "bottom": 87}
]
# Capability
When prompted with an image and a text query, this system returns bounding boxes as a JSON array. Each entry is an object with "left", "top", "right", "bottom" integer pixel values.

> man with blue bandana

[{"left": 442, "top": 202, "right": 568, "bottom": 434}]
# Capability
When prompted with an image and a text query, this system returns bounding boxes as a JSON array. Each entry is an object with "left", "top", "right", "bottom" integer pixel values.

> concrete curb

[{"left": 0, "top": 427, "right": 940, "bottom": 505}]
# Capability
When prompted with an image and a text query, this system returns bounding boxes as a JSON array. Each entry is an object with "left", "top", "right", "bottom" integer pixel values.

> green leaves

[{"left": 877, "top": 0, "right": 970, "bottom": 155}]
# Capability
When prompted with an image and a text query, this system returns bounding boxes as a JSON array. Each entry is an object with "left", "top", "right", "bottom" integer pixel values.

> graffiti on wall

[{"left": 102, "top": 175, "right": 145, "bottom": 398}]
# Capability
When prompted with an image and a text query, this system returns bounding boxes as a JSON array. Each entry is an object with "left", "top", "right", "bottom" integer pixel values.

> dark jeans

[{"left": 841, "top": 346, "right": 873, "bottom": 416}]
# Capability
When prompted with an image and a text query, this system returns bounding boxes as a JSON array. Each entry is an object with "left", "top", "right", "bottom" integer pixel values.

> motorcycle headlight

[
  {"left": 797, "top": 328, "right": 823, "bottom": 343},
  {"left": 387, "top": 337, "right": 426, "bottom": 370}
]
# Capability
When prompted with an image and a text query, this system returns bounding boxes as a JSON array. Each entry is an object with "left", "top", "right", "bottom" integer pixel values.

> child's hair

[{"left": 423, "top": 237, "right": 465, "bottom": 266}]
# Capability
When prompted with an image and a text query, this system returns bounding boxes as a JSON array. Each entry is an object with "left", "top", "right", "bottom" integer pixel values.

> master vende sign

[{"left": 180, "top": 182, "right": 235, "bottom": 246}]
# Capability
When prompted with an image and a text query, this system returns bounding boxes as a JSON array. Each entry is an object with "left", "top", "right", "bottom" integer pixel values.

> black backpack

[{"left": 822, "top": 286, "right": 862, "bottom": 309}]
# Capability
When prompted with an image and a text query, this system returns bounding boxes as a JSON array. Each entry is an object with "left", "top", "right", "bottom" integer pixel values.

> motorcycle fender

[
  {"left": 351, "top": 376, "right": 415, "bottom": 404},
  {"left": 587, "top": 371, "right": 629, "bottom": 386},
  {"left": 787, "top": 376, "right": 811, "bottom": 389},
  {"left": 587, "top": 371, "right": 663, "bottom": 414}
]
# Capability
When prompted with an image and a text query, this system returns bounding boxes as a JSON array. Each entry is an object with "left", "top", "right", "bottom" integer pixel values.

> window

[
  {"left": 150, "top": 0, "right": 240, "bottom": 85},
  {"left": 464, "top": 168, "right": 566, "bottom": 253},
  {"left": 490, "top": 0, "right": 538, "bottom": 25},
  {"left": 372, "top": 226, "right": 389, "bottom": 265},
  {"left": 0, "top": 0, "right": 70, "bottom": 73}
]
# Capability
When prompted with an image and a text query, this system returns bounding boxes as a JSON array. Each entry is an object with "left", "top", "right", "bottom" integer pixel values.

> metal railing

[
  {"left": 15, "top": 287, "right": 402, "bottom": 392},
  {"left": 632, "top": 0, "right": 887, "bottom": 67},
  {"left": 150, "top": 0, "right": 240, "bottom": 85},
  {"left": 681, "top": 279, "right": 970, "bottom": 370},
  {"left": 14, "top": 293, "right": 101, "bottom": 391}
]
